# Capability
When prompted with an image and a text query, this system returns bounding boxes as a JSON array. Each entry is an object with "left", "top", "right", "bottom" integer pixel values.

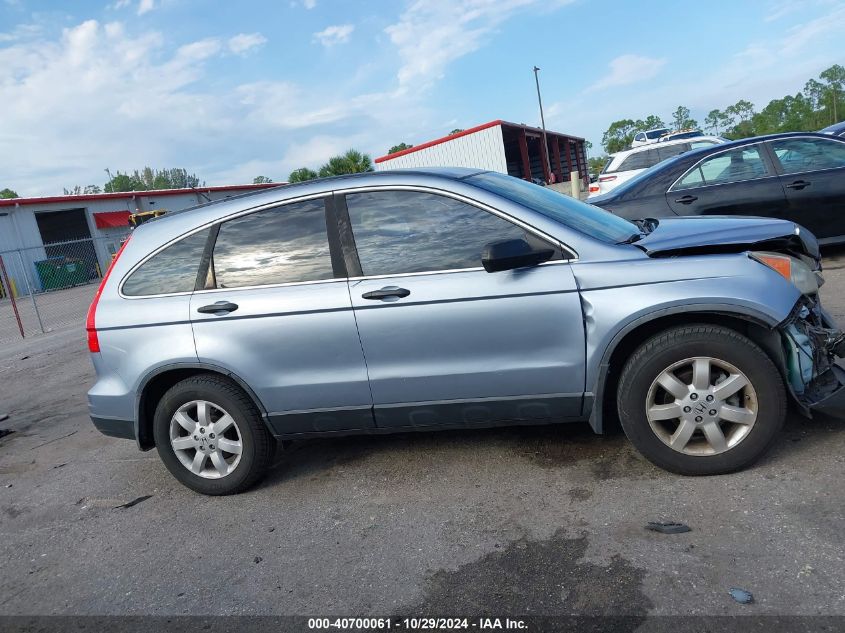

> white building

[
  {"left": 375, "top": 119, "right": 588, "bottom": 186},
  {"left": 0, "top": 183, "right": 276, "bottom": 295}
]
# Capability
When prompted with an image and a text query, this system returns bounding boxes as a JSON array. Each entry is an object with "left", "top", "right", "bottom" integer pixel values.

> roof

[
  {"left": 0, "top": 182, "right": 279, "bottom": 208},
  {"left": 375, "top": 119, "right": 586, "bottom": 164}
]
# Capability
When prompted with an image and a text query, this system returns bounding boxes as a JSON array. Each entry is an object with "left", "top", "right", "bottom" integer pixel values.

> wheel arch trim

[
  {"left": 134, "top": 362, "right": 270, "bottom": 450},
  {"left": 586, "top": 302, "right": 786, "bottom": 434}
]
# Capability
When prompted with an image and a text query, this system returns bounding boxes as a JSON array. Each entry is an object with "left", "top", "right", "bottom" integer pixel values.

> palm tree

[
  {"left": 318, "top": 149, "right": 374, "bottom": 177},
  {"left": 288, "top": 167, "right": 318, "bottom": 183}
]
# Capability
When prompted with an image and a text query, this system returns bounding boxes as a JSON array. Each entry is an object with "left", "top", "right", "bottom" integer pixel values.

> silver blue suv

[{"left": 86, "top": 168, "right": 845, "bottom": 494}]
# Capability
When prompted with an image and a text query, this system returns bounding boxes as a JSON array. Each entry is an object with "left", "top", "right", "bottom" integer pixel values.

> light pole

[{"left": 533, "top": 66, "right": 552, "bottom": 182}]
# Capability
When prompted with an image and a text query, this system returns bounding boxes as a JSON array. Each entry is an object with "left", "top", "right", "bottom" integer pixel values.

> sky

[{"left": 1, "top": 0, "right": 843, "bottom": 196}]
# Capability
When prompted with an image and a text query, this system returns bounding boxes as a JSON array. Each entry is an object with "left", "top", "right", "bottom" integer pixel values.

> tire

[
  {"left": 153, "top": 374, "right": 275, "bottom": 495},
  {"left": 617, "top": 324, "right": 786, "bottom": 475}
]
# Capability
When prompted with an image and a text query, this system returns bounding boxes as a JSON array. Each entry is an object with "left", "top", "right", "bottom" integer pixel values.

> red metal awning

[{"left": 93, "top": 210, "right": 131, "bottom": 229}]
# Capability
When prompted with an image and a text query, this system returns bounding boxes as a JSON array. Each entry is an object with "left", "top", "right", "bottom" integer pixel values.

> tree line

[{"left": 598, "top": 63, "right": 844, "bottom": 157}]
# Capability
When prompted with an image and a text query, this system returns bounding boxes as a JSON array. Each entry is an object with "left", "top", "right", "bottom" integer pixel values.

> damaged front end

[{"left": 780, "top": 296, "right": 845, "bottom": 418}]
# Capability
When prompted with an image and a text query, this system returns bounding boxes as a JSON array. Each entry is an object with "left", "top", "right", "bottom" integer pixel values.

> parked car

[
  {"left": 590, "top": 132, "right": 845, "bottom": 244},
  {"left": 631, "top": 127, "right": 671, "bottom": 147},
  {"left": 87, "top": 168, "right": 845, "bottom": 494},
  {"left": 820, "top": 121, "right": 845, "bottom": 137},
  {"left": 589, "top": 135, "right": 725, "bottom": 198}
]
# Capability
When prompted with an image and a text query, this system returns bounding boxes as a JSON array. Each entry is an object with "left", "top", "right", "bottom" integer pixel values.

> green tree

[
  {"left": 704, "top": 109, "right": 723, "bottom": 134},
  {"left": 318, "top": 149, "right": 374, "bottom": 177},
  {"left": 820, "top": 64, "right": 845, "bottom": 123},
  {"left": 671, "top": 106, "right": 698, "bottom": 131},
  {"left": 601, "top": 118, "right": 638, "bottom": 153},
  {"left": 388, "top": 142, "right": 413, "bottom": 154},
  {"left": 288, "top": 167, "right": 318, "bottom": 183},
  {"left": 104, "top": 168, "right": 203, "bottom": 192},
  {"left": 0, "top": 188, "right": 19, "bottom": 199},
  {"left": 640, "top": 114, "right": 666, "bottom": 130},
  {"left": 588, "top": 155, "right": 608, "bottom": 176},
  {"left": 252, "top": 176, "right": 273, "bottom": 184},
  {"left": 449, "top": 128, "right": 464, "bottom": 135},
  {"left": 64, "top": 185, "right": 102, "bottom": 195}
]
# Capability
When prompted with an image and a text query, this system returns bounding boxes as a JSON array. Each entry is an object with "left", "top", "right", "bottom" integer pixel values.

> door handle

[
  {"left": 674, "top": 195, "right": 698, "bottom": 204},
  {"left": 785, "top": 180, "right": 810, "bottom": 190},
  {"left": 197, "top": 301, "right": 239, "bottom": 314},
  {"left": 361, "top": 286, "right": 411, "bottom": 300}
]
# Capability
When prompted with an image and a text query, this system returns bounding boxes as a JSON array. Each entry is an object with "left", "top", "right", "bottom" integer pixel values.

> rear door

[
  {"left": 190, "top": 196, "right": 374, "bottom": 434},
  {"left": 766, "top": 136, "right": 845, "bottom": 241},
  {"left": 666, "top": 143, "right": 789, "bottom": 219},
  {"left": 338, "top": 188, "right": 586, "bottom": 429}
]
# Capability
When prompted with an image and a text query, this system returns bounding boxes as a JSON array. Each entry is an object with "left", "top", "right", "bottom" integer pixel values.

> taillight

[
  {"left": 86, "top": 237, "right": 131, "bottom": 353},
  {"left": 589, "top": 185, "right": 600, "bottom": 193},
  {"left": 598, "top": 175, "right": 617, "bottom": 183}
]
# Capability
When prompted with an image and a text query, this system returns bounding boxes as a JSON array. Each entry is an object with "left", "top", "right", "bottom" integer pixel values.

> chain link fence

[{"left": 0, "top": 232, "right": 130, "bottom": 344}]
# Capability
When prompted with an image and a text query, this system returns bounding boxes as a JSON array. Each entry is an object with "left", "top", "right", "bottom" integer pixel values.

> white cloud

[
  {"left": 303, "top": 0, "right": 317, "bottom": 8},
  {"left": 585, "top": 54, "right": 666, "bottom": 92},
  {"left": 137, "top": 0, "right": 155, "bottom": 16},
  {"left": 385, "top": 0, "right": 573, "bottom": 87},
  {"left": 110, "top": 0, "right": 132, "bottom": 9},
  {"left": 227, "top": 32, "right": 267, "bottom": 55},
  {"left": 0, "top": 22, "right": 40, "bottom": 43},
  {"left": 313, "top": 24, "right": 354, "bottom": 47},
  {"left": 0, "top": 18, "right": 432, "bottom": 195}
]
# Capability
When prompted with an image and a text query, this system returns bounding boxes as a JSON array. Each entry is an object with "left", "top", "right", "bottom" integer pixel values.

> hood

[{"left": 634, "top": 216, "right": 820, "bottom": 264}]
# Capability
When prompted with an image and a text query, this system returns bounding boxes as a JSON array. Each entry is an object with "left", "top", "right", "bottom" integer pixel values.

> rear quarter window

[{"left": 122, "top": 228, "right": 210, "bottom": 297}]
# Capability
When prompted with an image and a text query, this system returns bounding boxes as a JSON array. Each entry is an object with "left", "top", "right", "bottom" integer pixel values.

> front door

[
  {"left": 190, "top": 196, "right": 374, "bottom": 434},
  {"left": 339, "top": 189, "right": 585, "bottom": 429},
  {"left": 666, "top": 143, "right": 789, "bottom": 220},
  {"left": 767, "top": 136, "right": 845, "bottom": 241}
]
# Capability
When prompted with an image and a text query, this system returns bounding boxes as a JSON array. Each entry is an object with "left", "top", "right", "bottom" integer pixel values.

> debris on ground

[
  {"left": 0, "top": 413, "right": 8, "bottom": 422},
  {"left": 0, "top": 428, "right": 14, "bottom": 440},
  {"left": 53, "top": 463, "right": 67, "bottom": 469},
  {"left": 729, "top": 587, "right": 754, "bottom": 604},
  {"left": 114, "top": 495, "right": 153, "bottom": 509},
  {"left": 254, "top": 556, "right": 263, "bottom": 564},
  {"left": 646, "top": 521, "right": 691, "bottom": 534}
]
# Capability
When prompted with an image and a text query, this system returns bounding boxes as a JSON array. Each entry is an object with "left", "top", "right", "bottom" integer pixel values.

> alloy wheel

[
  {"left": 645, "top": 356, "right": 758, "bottom": 456},
  {"left": 169, "top": 400, "right": 243, "bottom": 479}
]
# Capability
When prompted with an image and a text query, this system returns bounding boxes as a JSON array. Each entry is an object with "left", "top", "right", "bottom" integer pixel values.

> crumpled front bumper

[
  {"left": 781, "top": 297, "right": 845, "bottom": 419},
  {"left": 808, "top": 365, "right": 845, "bottom": 418}
]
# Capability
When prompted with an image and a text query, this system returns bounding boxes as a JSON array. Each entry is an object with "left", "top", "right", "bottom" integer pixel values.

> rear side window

[
  {"left": 674, "top": 146, "right": 769, "bottom": 190},
  {"left": 210, "top": 198, "right": 335, "bottom": 289},
  {"left": 617, "top": 148, "right": 659, "bottom": 172},
  {"left": 122, "top": 228, "right": 210, "bottom": 297},
  {"left": 656, "top": 143, "right": 690, "bottom": 161},
  {"left": 770, "top": 137, "right": 845, "bottom": 174}
]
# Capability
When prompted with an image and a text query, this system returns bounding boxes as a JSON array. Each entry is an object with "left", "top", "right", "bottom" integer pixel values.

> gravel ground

[{"left": 1, "top": 249, "right": 844, "bottom": 620}]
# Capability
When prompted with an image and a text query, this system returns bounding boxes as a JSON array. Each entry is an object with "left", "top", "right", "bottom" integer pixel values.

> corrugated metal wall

[{"left": 375, "top": 125, "right": 508, "bottom": 173}]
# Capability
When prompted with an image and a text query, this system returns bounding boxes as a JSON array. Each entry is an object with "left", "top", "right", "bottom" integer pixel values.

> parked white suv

[
  {"left": 631, "top": 128, "right": 670, "bottom": 147},
  {"left": 589, "top": 135, "right": 726, "bottom": 198}
]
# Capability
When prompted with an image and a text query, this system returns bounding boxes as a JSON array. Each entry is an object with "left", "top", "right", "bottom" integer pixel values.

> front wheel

[{"left": 617, "top": 325, "right": 786, "bottom": 475}]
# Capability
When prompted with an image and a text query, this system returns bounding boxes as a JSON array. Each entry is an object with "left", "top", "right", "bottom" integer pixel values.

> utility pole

[{"left": 533, "top": 66, "right": 552, "bottom": 182}]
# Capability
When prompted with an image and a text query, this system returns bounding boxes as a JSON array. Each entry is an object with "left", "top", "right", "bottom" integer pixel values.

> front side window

[
  {"left": 122, "top": 228, "right": 210, "bottom": 296},
  {"left": 346, "top": 190, "right": 552, "bottom": 276},
  {"left": 210, "top": 198, "right": 335, "bottom": 289},
  {"left": 770, "top": 137, "right": 845, "bottom": 175},
  {"left": 674, "top": 145, "right": 769, "bottom": 190}
]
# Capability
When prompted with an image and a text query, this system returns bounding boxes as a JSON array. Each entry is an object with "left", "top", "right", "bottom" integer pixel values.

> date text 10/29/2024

[{"left": 308, "top": 618, "right": 528, "bottom": 630}]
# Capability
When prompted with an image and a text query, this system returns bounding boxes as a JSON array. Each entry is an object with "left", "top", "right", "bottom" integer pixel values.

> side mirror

[{"left": 482, "top": 238, "right": 555, "bottom": 273}]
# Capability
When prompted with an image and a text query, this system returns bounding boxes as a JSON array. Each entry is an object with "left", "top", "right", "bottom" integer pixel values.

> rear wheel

[
  {"left": 153, "top": 374, "right": 274, "bottom": 495},
  {"left": 617, "top": 325, "right": 786, "bottom": 475}
]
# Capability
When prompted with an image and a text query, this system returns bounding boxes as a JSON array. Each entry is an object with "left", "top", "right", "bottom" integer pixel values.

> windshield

[
  {"left": 646, "top": 128, "right": 670, "bottom": 139},
  {"left": 465, "top": 172, "right": 638, "bottom": 244}
]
